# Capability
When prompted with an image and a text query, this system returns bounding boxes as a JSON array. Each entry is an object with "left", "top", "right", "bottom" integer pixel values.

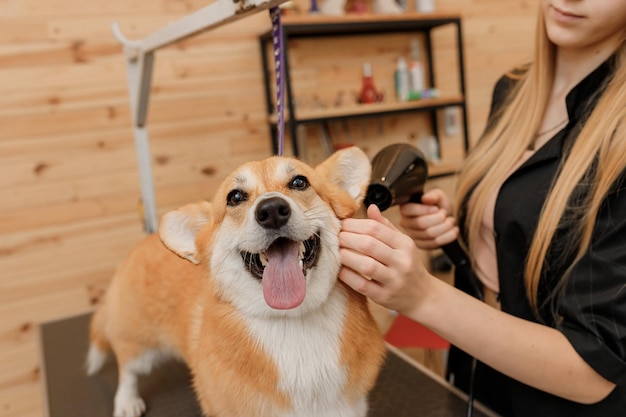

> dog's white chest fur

[{"left": 245, "top": 288, "right": 365, "bottom": 417}]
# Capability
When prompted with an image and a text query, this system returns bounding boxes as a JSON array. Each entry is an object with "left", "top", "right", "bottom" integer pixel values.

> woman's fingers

[
  {"left": 419, "top": 226, "right": 460, "bottom": 248},
  {"left": 339, "top": 227, "right": 404, "bottom": 282},
  {"left": 400, "top": 211, "right": 458, "bottom": 249},
  {"left": 340, "top": 205, "right": 415, "bottom": 284},
  {"left": 398, "top": 188, "right": 456, "bottom": 248},
  {"left": 337, "top": 265, "right": 367, "bottom": 291},
  {"left": 364, "top": 204, "right": 403, "bottom": 234},
  {"left": 402, "top": 216, "right": 458, "bottom": 243},
  {"left": 400, "top": 209, "right": 450, "bottom": 231},
  {"left": 341, "top": 216, "right": 403, "bottom": 255},
  {"left": 399, "top": 202, "right": 439, "bottom": 217},
  {"left": 421, "top": 188, "right": 453, "bottom": 213}
]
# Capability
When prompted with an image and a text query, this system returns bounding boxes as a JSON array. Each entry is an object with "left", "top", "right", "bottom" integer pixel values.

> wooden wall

[{"left": 0, "top": 0, "right": 536, "bottom": 415}]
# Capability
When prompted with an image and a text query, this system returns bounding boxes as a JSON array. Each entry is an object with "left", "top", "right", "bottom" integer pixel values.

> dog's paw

[{"left": 113, "top": 395, "right": 146, "bottom": 417}]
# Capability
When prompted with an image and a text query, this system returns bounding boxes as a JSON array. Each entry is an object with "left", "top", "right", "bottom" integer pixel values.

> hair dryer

[
  {"left": 365, "top": 143, "right": 483, "bottom": 301},
  {"left": 364, "top": 143, "right": 428, "bottom": 210}
]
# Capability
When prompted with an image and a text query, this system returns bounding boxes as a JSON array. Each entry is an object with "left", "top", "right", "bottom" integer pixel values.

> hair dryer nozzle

[
  {"left": 364, "top": 183, "right": 394, "bottom": 211},
  {"left": 365, "top": 143, "right": 429, "bottom": 211}
]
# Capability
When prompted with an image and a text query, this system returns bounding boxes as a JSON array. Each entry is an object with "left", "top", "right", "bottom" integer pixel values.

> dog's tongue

[{"left": 263, "top": 239, "right": 306, "bottom": 310}]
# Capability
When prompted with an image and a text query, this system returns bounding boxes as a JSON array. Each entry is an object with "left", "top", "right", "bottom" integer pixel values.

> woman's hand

[
  {"left": 338, "top": 204, "right": 433, "bottom": 316},
  {"left": 399, "top": 188, "right": 459, "bottom": 250}
]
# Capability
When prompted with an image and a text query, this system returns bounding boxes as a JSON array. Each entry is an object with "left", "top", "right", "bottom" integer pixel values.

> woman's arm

[
  {"left": 339, "top": 205, "right": 616, "bottom": 404},
  {"left": 419, "top": 277, "right": 615, "bottom": 403}
]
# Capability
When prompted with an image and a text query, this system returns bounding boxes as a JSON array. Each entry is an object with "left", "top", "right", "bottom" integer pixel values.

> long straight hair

[{"left": 454, "top": 9, "right": 626, "bottom": 316}]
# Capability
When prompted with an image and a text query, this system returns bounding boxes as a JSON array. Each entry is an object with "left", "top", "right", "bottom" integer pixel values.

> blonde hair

[{"left": 455, "top": 9, "right": 626, "bottom": 316}]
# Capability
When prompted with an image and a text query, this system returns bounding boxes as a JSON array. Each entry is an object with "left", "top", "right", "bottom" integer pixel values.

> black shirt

[{"left": 451, "top": 58, "right": 626, "bottom": 416}]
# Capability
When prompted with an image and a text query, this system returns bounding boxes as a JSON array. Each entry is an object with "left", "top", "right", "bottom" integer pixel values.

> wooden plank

[
  {"left": 0, "top": 265, "right": 115, "bottom": 308},
  {"left": 0, "top": 17, "right": 49, "bottom": 43},
  {"left": 0, "top": 83, "right": 127, "bottom": 118},
  {"left": 0, "top": 126, "right": 135, "bottom": 160},
  {"left": 0, "top": 59, "right": 127, "bottom": 93},
  {"left": 0, "top": 181, "right": 77, "bottom": 211},
  {"left": 0, "top": 288, "right": 90, "bottom": 350},
  {"left": 0, "top": 146, "right": 138, "bottom": 188},
  {"left": 0, "top": 67, "right": 264, "bottom": 117},
  {"left": 0, "top": 125, "right": 263, "bottom": 189},
  {"left": 0, "top": 39, "right": 271, "bottom": 92},
  {"left": 0, "top": 142, "right": 263, "bottom": 227},
  {"left": 0, "top": 345, "right": 39, "bottom": 393},
  {"left": 0, "top": 0, "right": 172, "bottom": 18},
  {"left": 0, "top": 219, "right": 143, "bottom": 284},
  {"left": 0, "top": 105, "right": 131, "bottom": 140},
  {"left": 445, "top": 0, "right": 538, "bottom": 17},
  {"left": 47, "top": 15, "right": 188, "bottom": 42},
  {"left": 0, "top": 380, "right": 42, "bottom": 417},
  {"left": 0, "top": 147, "right": 270, "bottom": 234},
  {"left": 0, "top": 40, "right": 122, "bottom": 69},
  {"left": 0, "top": 91, "right": 269, "bottom": 140},
  {"left": 0, "top": 181, "right": 210, "bottom": 234},
  {"left": 0, "top": 195, "right": 136, "bottom": 234}
]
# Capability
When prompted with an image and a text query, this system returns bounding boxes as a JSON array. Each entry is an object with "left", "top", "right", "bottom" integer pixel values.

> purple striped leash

[{"left": 270, "top": 6, "right": 285, "bottom": 156}]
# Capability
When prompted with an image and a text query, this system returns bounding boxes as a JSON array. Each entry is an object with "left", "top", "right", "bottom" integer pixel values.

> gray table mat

[{"left": 40, "top": 313, "right": 494, "bottom": 417}]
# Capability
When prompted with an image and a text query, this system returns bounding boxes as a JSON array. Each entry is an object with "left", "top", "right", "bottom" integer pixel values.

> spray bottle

[
  {"left": 409, "top": 39, "right": 425, "bottom": 98},
  {"left": 395, "top": 57, "right": 410, "bottom": 102}
]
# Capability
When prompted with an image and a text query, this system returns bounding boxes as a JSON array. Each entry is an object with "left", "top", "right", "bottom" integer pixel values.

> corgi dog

[{"left": 86, "top": 147, "right": 387, "bottom": 417}]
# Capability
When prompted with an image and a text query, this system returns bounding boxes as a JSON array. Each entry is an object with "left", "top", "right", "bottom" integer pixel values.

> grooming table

[{"left": 39, "top": 313, "right": 498, "bottom": 417}]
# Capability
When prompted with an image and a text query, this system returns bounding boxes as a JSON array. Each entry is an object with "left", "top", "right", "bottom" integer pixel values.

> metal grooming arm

[{"left": 114, "top": 0, "right": 287, "bottom": 233}]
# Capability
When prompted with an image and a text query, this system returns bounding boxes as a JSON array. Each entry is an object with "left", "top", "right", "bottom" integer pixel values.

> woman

[{"left": 339, "top": 1, "right": 626, "bottom": 415}]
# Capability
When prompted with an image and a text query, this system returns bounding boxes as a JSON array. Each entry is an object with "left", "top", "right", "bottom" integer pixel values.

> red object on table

[{"left": 385, "top": 314, "right": 450, "bottom": 350}]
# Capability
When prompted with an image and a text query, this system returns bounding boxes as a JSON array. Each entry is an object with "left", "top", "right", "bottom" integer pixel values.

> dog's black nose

[{"left": 256, "top": 197, "right": 291, "bottom": 229}]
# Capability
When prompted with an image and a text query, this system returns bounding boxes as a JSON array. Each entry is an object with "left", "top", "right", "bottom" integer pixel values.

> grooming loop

[
  {"left": 270, "top": 7, "right": 285, "bottom": 156},
  {"left": 114, "top": 0, "right": 288, "bottom": 233}
]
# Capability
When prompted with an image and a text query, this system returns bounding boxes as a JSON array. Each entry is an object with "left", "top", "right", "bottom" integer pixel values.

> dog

[{"left": 86, "top": 146, "right": 387, "bottom": 417}]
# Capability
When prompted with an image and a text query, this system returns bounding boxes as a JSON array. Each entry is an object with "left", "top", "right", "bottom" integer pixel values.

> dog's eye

[
  {"left": 226, "top": 189, "right": 248, "bottom": 206},
  {"left": 289, "top": 175, "right": 310, "bottom": 190}
]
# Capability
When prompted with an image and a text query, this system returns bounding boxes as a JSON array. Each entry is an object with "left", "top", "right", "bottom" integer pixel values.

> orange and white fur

[{"left": 86, "top": 147, "right": 386, "bottom": 417}]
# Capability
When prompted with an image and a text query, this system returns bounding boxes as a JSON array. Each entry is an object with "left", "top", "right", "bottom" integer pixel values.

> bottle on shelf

[
  {"left": 395, "top": 57, "right": 410, "bottom": 102},
  {"left": 408, "top": 39, "right": 425, "bottom": 98},
  {"left": 444, "top": 106, "right": 460, "bottom": 136},
  {"left": 415, "top": 0, "right": 435, "bottom": 13},
  {"left": 359, "top": 62, "right": 383, "bottom": 104},
  {"left": 417, "top": 133, "right": 441, "bottom": 164}
]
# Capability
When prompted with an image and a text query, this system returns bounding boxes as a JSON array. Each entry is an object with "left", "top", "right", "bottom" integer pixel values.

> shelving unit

[{"left": 259, "top": 12, "right": 469, "bottom": 177}]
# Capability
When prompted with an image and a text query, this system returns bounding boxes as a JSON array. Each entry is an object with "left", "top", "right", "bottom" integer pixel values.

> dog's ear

[
  {"left": 315, "top": 146, "right": 371, "bottom": 217},
  {"left": 159, "top": 201, "right": 212, "bottom": 264}
]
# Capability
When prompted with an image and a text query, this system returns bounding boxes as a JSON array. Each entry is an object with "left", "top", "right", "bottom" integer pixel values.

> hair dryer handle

[
  {"left": 441, "top": 241, "right": 469, "bottom": 269},
  {"left": 408, "top": 193, "right": 423, "bottom": 204},
  {"left": 441, "top": 241, "right": 484, "bottom": 302}
]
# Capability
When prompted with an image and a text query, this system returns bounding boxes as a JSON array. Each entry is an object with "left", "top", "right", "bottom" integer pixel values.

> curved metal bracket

[
  {"left": 111, "top": 22, "right": 142, "bottom": 61},
  {"left": 111, "top": 21, "right": 132, "bottom": 46}
]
